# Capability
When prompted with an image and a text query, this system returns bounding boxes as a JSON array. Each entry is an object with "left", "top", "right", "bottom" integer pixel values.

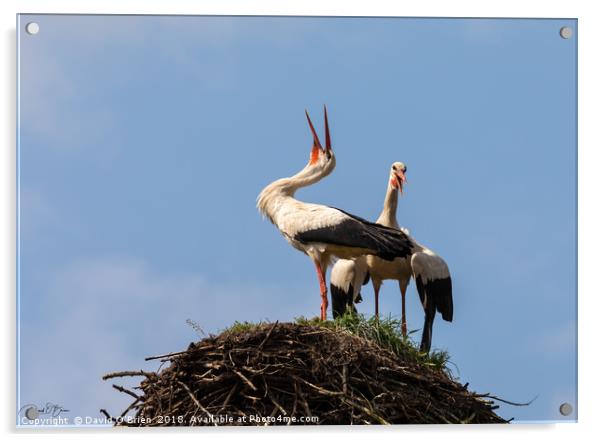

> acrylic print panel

[{"left": 17, "top": 15, "right": 577, "bottom": 426}]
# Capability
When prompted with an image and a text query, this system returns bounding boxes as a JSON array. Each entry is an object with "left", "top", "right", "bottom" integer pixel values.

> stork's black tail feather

[
  {"left": 416, "top": 276, "right": 453, "bottom": 353},
  {"left": 432, "top": 277, "right": 453, "bottom": 322},
  {"left": 330, "top": 282, "right": 356, "bottom": 319}
]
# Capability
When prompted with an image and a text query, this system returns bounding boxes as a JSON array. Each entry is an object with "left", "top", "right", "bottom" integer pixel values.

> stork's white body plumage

[
  {"left": 330, "top": 162, "right": 453, "bottom": 352},
  {"left": 258, "top": 109, "right": 413, "bottom": 320}
]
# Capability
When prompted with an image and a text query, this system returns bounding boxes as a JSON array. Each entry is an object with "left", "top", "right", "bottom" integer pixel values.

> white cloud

[
  {"left": 19, "top": 15, "right": 240, "bottom": 152},
  {"left": 525, "top": 321, "right": 577, "bottom": 360},
  {"left": 19, "top": 255, "right": 317, "bottom": 423},
  {"left": 19, "top": 35, "right": 123, "bottom": 153}
]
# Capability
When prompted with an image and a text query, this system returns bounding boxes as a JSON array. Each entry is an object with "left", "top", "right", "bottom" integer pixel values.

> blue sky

[{"left": 17, "top": 15, "right": 576, "bottom": 424}]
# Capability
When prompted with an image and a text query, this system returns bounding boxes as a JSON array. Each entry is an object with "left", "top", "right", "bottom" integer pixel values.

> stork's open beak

[
  {"left": 395, "top": 170, "right": 407, "bottom": 193},
  {"left": 305, "top": 106, "right": 333, "bottom": 164},
  {"left": 323, "top": 105, "right": 332, "bottom": 156}
]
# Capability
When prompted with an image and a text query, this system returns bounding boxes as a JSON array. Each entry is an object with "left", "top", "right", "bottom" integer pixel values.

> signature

[{"left": 19, "top": 402, "right": 69, "bottom": 419}]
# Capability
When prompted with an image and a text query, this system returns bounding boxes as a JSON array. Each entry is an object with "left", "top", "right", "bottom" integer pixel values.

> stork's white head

[
  {"left": 390, "top": 161, "right": 408, "bottom": 193},
  {"left": 304, "top": 106, "right": 336, "bottom": 177}
]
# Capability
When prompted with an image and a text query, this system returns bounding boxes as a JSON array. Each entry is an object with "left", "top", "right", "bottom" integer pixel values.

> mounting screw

[
  {"left": 24, "top": 406, "right": 39, "bottom": 420},
  {"left": 25, "top": 22, "right": 40, "bottom": 35},
  {"left": 559, "top": 26, "right": 573, "bottom": 39},
  {"left": 559, "top": 402, "right": 573, "bottom": 416}
]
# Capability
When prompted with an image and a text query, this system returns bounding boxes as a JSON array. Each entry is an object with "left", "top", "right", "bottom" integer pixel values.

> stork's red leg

[
  {"left": 400, "top": 286, "right": 408, "bottom": 337},
  {"left": 374, "top": 284, "right": 381, "bottom": 319},
  {"left": 314, "top": 261, "right": 328, "bottom": 321}
]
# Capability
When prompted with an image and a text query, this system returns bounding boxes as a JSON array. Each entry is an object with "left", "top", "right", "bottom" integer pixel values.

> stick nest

[{"left": 103, "top": 321, "right": 507, "bottom": 425}]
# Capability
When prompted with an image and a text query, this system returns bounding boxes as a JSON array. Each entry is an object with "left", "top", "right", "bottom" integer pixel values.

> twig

[
  {"left": 293, "top": 376, "right": 343, "bottom": 397},
  {"left": 176, "top": 380, "right": 216, "bottom": 426},
  {"left": 232, "top": 369, "right": 258, "bottom": 391},
  {"left": 268, "top": 394, "right": 287, "bottom": 415},
  {"left": 475, "top": 393, "right": 536, "bottom": 407},
  {"left": 216, "top": 384, "right": 237, "bottom": 415},
  {"left": 102, "top": 370, "right": 156, "bottom": 380},
  {"left": 144, "top": 344, "right": 212, "bottom": 361},
  {"left": 112, "top": 384, "right": 141, "bottom": 400},
  {"left": 258, "top": 321, "right": 279, "bottom": 351},
  {"left": 100, "top": 409, "right": 114, "bottom": 422}
]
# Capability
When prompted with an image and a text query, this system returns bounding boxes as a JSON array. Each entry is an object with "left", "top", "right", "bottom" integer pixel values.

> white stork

[
  {"left": 257, "top": 108, "right": 413, "bottom": 321},
  {"left": 330, "top": 162, "right": 453, "bottom": 352}
]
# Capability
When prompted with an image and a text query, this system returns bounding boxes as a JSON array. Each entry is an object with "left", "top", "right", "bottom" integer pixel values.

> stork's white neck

[
  {"left": 276, "top": 164, "right": 326, "bottom": 195},
  {"left": 257, "top": 161, "right": 331, "bottom": 224},
  {"left": 375, "top": 180, "right": 400, "bottom": 229}
]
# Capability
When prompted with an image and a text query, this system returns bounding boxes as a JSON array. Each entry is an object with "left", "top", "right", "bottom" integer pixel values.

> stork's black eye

[{"left": 326, "top": 150, "right": 332, "bottom": 160}]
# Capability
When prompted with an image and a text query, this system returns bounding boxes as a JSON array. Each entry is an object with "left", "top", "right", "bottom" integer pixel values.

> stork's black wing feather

[{"left": 294, "top": 207, "right": 413, "bottom": 261}]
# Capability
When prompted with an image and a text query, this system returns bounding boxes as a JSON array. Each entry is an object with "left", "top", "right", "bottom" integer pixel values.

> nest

[{"left": 102, "top": 322, "right": 507, "bottom": 425}]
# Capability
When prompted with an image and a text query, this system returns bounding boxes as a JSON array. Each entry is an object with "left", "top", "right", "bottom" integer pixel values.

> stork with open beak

[
  {"left": 330, "top": 162, "right": 453, "bottom": 352},
  {"left": 257, "top": 108, "right": 414, "bottom": 320}
]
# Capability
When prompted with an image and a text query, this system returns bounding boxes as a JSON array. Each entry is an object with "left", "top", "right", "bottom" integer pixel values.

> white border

[{"left": 2, "top": 1, "right": 600, "bottom": 441}]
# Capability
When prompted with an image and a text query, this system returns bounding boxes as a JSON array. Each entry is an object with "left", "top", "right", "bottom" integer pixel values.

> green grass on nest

[{"left": 221, "top": 313, "right": 450, "bottom": 372}]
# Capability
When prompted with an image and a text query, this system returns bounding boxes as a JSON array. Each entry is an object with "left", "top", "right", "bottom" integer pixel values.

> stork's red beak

[
  {"left": 306, "top": 106, "right": 332, "bottom": 164},
  {"left": 324, "top": 105, "right": 332, "bottom": 154},
  {"left": 394, "top": 170, "right": 407, "bottom": 193}
]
